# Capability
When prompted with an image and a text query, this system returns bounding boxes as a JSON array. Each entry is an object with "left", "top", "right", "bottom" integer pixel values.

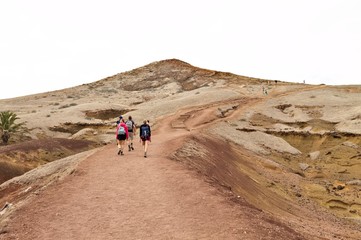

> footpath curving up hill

[{"left": 1, "top": 59, "right": 361, "bottom": 239}]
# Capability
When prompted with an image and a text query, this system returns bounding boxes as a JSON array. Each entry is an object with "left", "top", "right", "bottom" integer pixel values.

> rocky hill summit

[{"left": 1, "top": 59, "right": 361, "bottom": 239}]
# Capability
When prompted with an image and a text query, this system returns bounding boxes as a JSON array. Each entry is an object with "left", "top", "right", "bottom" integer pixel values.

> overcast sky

[{"left": 1, "top": 0, "right": 360, "bottom": 99}]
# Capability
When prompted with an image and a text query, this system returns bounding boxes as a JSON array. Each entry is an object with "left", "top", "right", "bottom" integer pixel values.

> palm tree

[{"left": 0, "top": 111, "right": 23, "bottom": 145}]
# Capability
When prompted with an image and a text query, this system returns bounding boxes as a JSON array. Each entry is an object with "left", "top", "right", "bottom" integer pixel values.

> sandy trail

[{"left": 1, "top": 103, "right": 304, "bottom": 240}]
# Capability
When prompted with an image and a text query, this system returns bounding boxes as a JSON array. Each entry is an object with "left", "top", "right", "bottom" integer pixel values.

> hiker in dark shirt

[{"left": 139, "top": 120, "right": 151, "bottom": 158}]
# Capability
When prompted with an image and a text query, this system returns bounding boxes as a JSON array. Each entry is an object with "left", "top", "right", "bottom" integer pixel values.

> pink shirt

[{"left": 115, "top": 122, "right": 129, "bottom": 139}]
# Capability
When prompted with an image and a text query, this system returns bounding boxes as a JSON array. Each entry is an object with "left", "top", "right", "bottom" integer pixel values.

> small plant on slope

[{"left": 0, "top": 111, "right": 24, "bottom": 145}]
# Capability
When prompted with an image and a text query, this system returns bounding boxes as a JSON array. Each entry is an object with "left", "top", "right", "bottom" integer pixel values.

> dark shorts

[
  {"left": 117, "top": 134, "right": 126, "bottom": 141},
  {"left": 141, "top": 136, "right": 150, "bottom": 142}
]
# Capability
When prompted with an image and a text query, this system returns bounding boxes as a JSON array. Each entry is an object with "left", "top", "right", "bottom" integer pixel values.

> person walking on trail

[
  {"left": 139, "top": 120, "right": 151, "bottom": 158},
  {"left": 125, "top": 116, "right": 136, "bottom": 151},
  {"left": 115, "top": 116, "right": 129, "bottom": 155}
]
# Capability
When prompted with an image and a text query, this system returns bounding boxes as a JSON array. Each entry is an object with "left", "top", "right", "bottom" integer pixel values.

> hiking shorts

[
  {"left": 128, "top": 131, "right": 134, "bottom": 140},
  {"left": 141, "top": 136, "right": 150, "bottom": 142},
  {"left": 117, "top": 134, "right": 126, "bottom": 141}
]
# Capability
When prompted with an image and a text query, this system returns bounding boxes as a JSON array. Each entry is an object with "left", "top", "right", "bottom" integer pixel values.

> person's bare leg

[
  {"left": 128, "top": 135, "right": 133, "bottom": 151},
  {"left": 143, "top": 140, "right": 148, "bottom": 157},
  {"left": 117, "top": 139, "right": 122, "bottom": 155},
  {"left": 130, "top": 137, "right": 134, "bottom": 150},
  {"left": 120, "top": 140, "right": 125, "bottom": 155},
  {"left": 131, "top": 138, "right": 134, "bottom": 150}
]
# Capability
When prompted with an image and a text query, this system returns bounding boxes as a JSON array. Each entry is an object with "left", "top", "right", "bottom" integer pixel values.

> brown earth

[
  {"left": 0, "top": 59, "right": 361, "bottom": 239},
  {"left": 0, "top": 101, "right": 303, "bottom": 239},
  {"left": 0, "top": 97, "right": 360, "bottom": 239},
  {"left": 0, "top": 138, "right": 98, "bottom": 185}
]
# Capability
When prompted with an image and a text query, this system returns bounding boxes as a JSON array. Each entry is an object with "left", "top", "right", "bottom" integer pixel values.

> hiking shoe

[
  {"left": 144, "top": 152, "right": 147, "bottom": 158},
  {"left": 117, "top": 149, "right": 121, "bottom": 155},
  {"left": 131, "top": 146, "right": 134, "bottom": 150},
  {"left": 128, "top": 145, "right": 131, "bottom": 151},
  {"left": 121, "top": 150, "right": 124, "bottom": 155}
]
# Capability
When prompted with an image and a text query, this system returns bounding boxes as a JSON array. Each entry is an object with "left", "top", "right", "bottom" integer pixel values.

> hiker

[
  {"left": 139, "top": 120, "right": 151, "bottom": 158},
  {"left": 115, "top": 116, "right": 129, "bottom": 155},
  {"left": 125, "top": 115, "right": 136, "bottom": 151}
]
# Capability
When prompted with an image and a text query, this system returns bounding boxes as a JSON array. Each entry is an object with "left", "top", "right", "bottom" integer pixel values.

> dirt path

[{"left": 1, "top": 102, "right": 307, "bottom": 240}]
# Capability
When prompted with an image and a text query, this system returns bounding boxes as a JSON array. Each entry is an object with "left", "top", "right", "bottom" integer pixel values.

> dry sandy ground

[
  {"left": 1, "top": 105, "right": 305, "bottom": 240},
  {"left": 1, "top": 59, "right": 361, "bottom": 239},
  {"left": 1, "top": 95, "right": 360, "bottom": 239}
]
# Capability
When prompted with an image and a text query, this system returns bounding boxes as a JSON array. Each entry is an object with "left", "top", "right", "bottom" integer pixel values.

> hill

[{"left": 0, "top": 59, "right": 361, "bottom": 239}]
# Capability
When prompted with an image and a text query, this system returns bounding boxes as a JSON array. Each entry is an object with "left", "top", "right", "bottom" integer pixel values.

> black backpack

[{"left": 141, "top": 125, "right": 150, "bottom": 138}]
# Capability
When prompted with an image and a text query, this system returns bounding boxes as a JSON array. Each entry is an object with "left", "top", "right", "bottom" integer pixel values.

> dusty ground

[
  {"left": 0, "top": 59, "right": 361, "bottom": 239},
  {"left": 0, "top": 108, "right": 308, "bottom": 240}
]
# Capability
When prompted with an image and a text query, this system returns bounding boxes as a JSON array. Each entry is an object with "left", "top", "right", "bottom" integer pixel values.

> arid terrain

[{"left": 0, "top": 59, "right": 361, "bottom": 239}]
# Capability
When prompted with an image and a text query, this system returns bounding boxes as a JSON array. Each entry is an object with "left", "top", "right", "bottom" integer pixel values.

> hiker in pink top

[{"left": 115, "top": 116, "right": 129, "bottom": 155}]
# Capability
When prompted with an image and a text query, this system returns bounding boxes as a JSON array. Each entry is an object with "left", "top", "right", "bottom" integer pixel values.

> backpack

[
  {"left": 141, "top": 125, "right": 150, "bottom": 138},
  {"left": 125, "top": 120, "right": 133, "bottom": 130},
  {"left": 117, "top": 125, "right": 126, "bottom": 135}
]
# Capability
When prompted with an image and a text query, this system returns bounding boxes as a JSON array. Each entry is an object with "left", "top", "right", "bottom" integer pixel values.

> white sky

[{"left": 1, "top": 0, "right": 361, "bottom": 99}]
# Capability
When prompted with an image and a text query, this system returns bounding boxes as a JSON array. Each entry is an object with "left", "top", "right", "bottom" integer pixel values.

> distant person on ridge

[
  {"left": 125, "top": 115, "right": 136, "bottom": 151},
  {"left": 139, "top": 120, "right": 151, "bottom": 158},
  {"left": 115, "top": 116, "right": 129, "bottom": 155}
]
